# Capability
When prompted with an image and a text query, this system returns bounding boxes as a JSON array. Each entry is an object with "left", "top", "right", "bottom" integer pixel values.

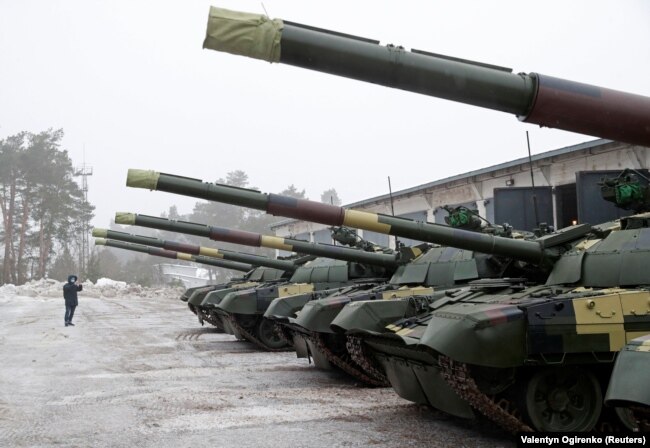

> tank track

[
  {"left": 346, "top": 336, "right": 389, "bottom": 385},
  {"left": 226, "top": 315, "right": 292, "bottom": 352},
  {"left": 273, "top": 323, "right": 294, "bottom": 345},
  {"left": 439, "top": 355, "right": 533, "bottom": 434},
  {"left": 438, "top": 356, "right": 634, "bottom": 433},
  {"left": 304, "top": 331, "right": 389, "bottom": 387},
  {"left": 195, "top": 309, "right": 225, "bottom": 331}
]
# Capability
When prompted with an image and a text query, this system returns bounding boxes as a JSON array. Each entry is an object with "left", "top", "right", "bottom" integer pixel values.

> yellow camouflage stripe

[
  {"left": 620, "top": 291, "right": 650, "bottom": 316},
  {"left": 343, "top": 210, "right": 392, "bottom": 233},
  {"left": 573, "top": 239, "right": 601, "bottom": 252},
  {"left": 572, "top": 291, "right": 650, "bottom": 351},
  {"left": 278, "top": 283, "right": 315, "bottom": 297},
  {"left": 199, "top": 247, "right": 224, "bottom": 258},
  {"left": 381, "top": 287, "right": 434, "bottom": 300},
  {"left": 260, "top": 235, "right": 293, "bottom": 251},
  {"left": 177, "top": 253, "right": 193, "bottom": 261},
  {"left": 573, "top": 294, "right": 625, "bottom": 351}
]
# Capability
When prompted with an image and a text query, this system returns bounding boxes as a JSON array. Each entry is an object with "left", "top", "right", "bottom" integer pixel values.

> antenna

[
  {"left": 526, "top": 131, "right": 540, "bottom": 228},
  {"left": 388, "top": 176, "right": 400, "bottom": 248},
  {"left": 388, "top": 176, "right": 396, "bottom": 216},
  {"left": 74, "top": 150, "right": 93, "bottom": 276},
  {"left": 261, "top": 2, "right": 269, "bottom": 17}
]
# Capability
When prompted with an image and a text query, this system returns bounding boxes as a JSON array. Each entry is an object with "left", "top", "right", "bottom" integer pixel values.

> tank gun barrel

[
  {"left": 94, "top": 238, "right": 253, "bottom": 272},
  {"left": 202, "top": 6, "right": 650, "bottom": 147},
  {"left": 126, "top": 169, "right": 546, "bottom": 264},
  {"left": 114, "top": 210, "right": 401, "bottom": 268},
  {"left": 92, "top": 228, "right": 298, "bottom": 272}
]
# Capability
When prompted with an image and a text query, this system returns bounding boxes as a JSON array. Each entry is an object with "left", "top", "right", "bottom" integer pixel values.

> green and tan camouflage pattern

[
  {"left": 125, "top": 170, "right": 546, "bottom": 263},
  {"left": 92, "top": 227, "right": 297, "bottom": 272},
  {"left": 114, "top": 212, "right": 401, "bottom": 269},
  {"left": 94, "top": 238, "right": 253, "bottom": 272}
]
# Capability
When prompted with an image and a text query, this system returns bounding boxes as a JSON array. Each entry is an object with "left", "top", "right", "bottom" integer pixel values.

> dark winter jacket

[{"left": 63, "top": 275, "right": 82, "bottom": 307}]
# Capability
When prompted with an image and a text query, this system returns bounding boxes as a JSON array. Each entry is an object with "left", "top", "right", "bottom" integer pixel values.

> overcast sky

[{"left": 1, "top": 0, "right": 649, "bottom": 228}]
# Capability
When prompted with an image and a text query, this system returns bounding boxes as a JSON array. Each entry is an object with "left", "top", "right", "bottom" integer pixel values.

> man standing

[{"left": 63, "top": 275, "right": 82, "bottom": 327}]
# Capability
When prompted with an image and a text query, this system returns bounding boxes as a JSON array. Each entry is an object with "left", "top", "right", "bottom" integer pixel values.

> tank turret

[
  {"left": 94, "top": 238, "right": 253, "bottom": 272},
  {"left": 114, "top": 211, "right": 410, "bottom": 269},
  {"left": 202, "top": 6, "right": 650, "bottom": 147},
  {"left": 126, "top": 169, "right": 576, "bottom": 267},
  {"left": 92, "top": 228, "right": 299, "bottom": 272}
]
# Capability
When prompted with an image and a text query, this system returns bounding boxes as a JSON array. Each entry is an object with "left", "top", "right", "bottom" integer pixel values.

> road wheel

[
  {"left": 256, "top": 318, "right": 288, "bottom": 350},
  {"left": 524, "top": 367, "right": 602, "bottom": 432}
]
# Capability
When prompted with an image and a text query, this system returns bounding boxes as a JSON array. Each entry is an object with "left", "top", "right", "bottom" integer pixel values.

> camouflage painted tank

[
  {"left": 202, "top": 6, "right": 650, "bottom": 148},
  {"left": 93, "top": 228, "right": 299, "bottom": 328},
  {"left": 113, "top": 212, "right": 411, "bottom": 351},
  {"left": 126, "top": 168, "right": 650, "bottom": 432},
  {"left": 264, "top": 208, "right": 536, "bottom": 386},
  {"left": 335, "top": 170, "right": 650, "bottom": 432}
]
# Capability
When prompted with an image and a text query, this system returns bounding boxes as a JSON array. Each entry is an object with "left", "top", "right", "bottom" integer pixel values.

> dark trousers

[{"left": 65, "top": 305, "right": 76, "bottom": 323}]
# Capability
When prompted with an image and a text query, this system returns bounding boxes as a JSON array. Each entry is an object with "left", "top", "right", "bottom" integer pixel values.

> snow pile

[
  {"left": 96, "top": 278, "right": 127, "bottom": 288},
  {"left": 0, "top": 283, "right": 17, "bottom": 297},
  {"left": 0, "top": 278, "right": 185, "bottom": 300}
]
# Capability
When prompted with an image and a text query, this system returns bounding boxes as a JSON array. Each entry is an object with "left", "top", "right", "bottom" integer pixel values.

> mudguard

[
  {"left": 187, "top": 285, "right": 219, "bottom": 307},
  {"left": 419, "top": 303, "right": 526, "bottom": 368},
  {"left": 294, "top": 296, "right": 353, "bottom": 333},
  {"left": 264, "top": 292, "right": 313, "bottom": 320},
  {"left": 331, "top": 299, "right": 411, "bottom": 334},
  {"left": 605, "top": 335, "right": 650, "bottom": 408},
  {"left": 216, "top": 288, "right": 260, "bottom": 315}
]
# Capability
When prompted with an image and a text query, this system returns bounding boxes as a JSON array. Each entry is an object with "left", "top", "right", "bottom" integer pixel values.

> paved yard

[{"left": 0, "top": 292, "right": 512, "bottom": 447}]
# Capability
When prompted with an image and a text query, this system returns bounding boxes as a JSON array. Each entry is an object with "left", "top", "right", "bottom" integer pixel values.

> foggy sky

[{"left": 1, "top": 0, "right": 649, "bottom": 229}]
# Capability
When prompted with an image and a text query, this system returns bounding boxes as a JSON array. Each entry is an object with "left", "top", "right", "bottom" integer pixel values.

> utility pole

[{"left": 74, "top": 153, "right": 93, "bottom": 276}]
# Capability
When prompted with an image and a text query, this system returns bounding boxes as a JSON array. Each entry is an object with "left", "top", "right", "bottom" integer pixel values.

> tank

[
  {"left": 201, "top": 6, "right": 650, "bottom": 147},
  {"left": 188, "top": 265, "right": 292, "bottom": 338},
  {"left": 127, "top": 168, "right": 650, "bottom": 431},
  {"left": 114, "top": 213, "right": 415, "bottom": 352},
  {"left": 264, "top": 208, "right": 534, "bottom": 386},
  {"left": 331, "top": 170, "right": 650, "bottom": 432}
]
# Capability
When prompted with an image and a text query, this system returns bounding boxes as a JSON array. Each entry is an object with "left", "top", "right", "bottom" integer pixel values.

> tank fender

[
  {"left": 605, "top": 335, "right": 650, "bottom": 408},
  {"left": 419, "top": 304, "right": 526, "bottom": 368}
]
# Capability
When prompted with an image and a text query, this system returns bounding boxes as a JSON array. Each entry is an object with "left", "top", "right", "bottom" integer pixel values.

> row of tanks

[
  {"left": 96, "top": 5, "right": 650, "bottom": 434},
  {"left": 98, "top": 166, "right": 650, "bottom": 433}
]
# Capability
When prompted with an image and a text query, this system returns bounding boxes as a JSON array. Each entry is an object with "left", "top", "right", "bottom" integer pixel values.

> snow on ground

[
  {"left": 0, "top": 278, "right": 184, "bottom": 302},
  {"left": 0, "top": 286, "right": 513, "bottom": 448}
]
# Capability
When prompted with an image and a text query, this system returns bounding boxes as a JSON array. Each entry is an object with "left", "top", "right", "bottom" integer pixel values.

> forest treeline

[
  {"left": 0, "top": 130, "right": 94, "bottom": 284},
  {"left": 97, "top": 170, "right": 343, "bottom": 286},
  {"left": 1, "top": 129, "right": 342, "bottom": 286}
]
